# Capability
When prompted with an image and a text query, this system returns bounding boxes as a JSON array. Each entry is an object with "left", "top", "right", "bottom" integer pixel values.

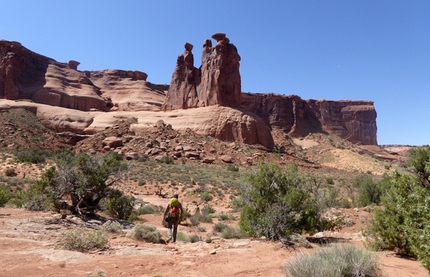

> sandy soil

[{"left": 1, "top": 205, "right": 429, "bottom": 277}]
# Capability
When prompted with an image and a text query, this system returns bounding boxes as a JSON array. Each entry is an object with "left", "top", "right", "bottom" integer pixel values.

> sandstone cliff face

[
  {"left": 0, "top": 39, "right": 378, "bottom": 147},
  {"left": 0, "top": 40, "right": 112, "bottom": 111},
  {"left": 86, "top": 70, "right": 166, "bottom": 112},
  {"left": 241, "top": 93, "right": 377, "bottom": 145},
  {"left": 306, "top": 99, "right": 377, "bottom": 145}
]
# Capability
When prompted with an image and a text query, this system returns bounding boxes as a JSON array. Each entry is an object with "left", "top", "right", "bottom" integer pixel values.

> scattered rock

[
  {"left": 220, "top": 155, "right": 233, "bottom": 163},
  {"left": 102, "top": 137, "right": 123, "bottom": 148},
  {"left": 202, "top": 157, "right": 215, "bottom": 164}
]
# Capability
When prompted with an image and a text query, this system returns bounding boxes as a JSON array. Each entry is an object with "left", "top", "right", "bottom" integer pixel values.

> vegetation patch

[
  {"left": 127, "top": 223, "right": 162, "bottom": 243},
  {"left": 284, "top": 244, "right": 381, "bottom": 277},
  {"left": 57, "top": 229, "right": 108, "bottom": 252}
]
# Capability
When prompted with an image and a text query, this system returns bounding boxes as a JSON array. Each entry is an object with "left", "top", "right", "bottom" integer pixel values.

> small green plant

[
  {"left": 57, "top": 229, "right": 108, "bottom": 252},
  {"left": 138, "top": 154, "right": 149, "bottom": 162},
  {"left": 138, "top": 204, "right": 156, "bottom": 215},
  {"left": 227, "top": 164, "right": 239, "bottom": 172},
  {"left": 189, "top": 234, "right": 200, "bottom": 243},
  {"left": 284, "top": 244, "right": 382, "bottom": 277},
  {"left": 0, "top": 184, "right": 12, "bottom": 207},
  {"left": 219, "top": 212, "right": 230, "bottom": 221},
  {"left": 213, "top": 222, "right": 243, "bottom": 239},
  {"left": 127, "top": 223, "right": 162, "bottom": 243},
  {"left": 176, "top": 231, "right": 191, "bottom": 242},
  {"left": 325, "top": 177, "right": 334, "bottom": 185},
  {"left": 213, "top": 222, "right": 229, "bottom": 233},
  {"left": 200, "top": 191, "right": 213, "bottom": 202},
  {"left": 59, "top": 262, "right": 66, "bottom": 268},
  {"left": 4, "top": 168, "right": 17, "bottom": 177}
]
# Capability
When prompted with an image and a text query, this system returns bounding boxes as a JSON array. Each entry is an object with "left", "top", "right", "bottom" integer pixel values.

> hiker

[{"left": 162, "top": 194, "right": 184, "bottom": 243}]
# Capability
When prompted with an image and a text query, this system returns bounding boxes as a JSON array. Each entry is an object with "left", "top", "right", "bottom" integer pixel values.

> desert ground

[{"left": 1, "top": 202, "right": 429, "bottom": 277}]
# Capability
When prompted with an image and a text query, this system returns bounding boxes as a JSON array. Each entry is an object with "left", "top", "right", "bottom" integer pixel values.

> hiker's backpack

[{"left": 169, "top": 197, "right": 179, "bottom": 217}]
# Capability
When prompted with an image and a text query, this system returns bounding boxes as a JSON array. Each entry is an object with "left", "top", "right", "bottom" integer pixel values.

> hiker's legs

[
  {"left": 167, "top": 219, "right": 174, "bottom": 240},
  {"left": 172, "top": 219, "right": 179, "bottom": 242}
]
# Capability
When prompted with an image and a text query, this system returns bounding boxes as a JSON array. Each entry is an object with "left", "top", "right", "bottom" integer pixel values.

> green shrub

[
  {"left": 6, "top": 189, "right": 26, "bottom": 208},
  {"left": 4, "top": 168, "right": 17, "bottom": 177},
  {"left": 103, "top": 189, "right": 135, "bottom": 220},
  {"left": 138, "top": 204, "right": 156, "bottom": 215},
  {"left": 200, "top": 191, "right": 213, "bottom": 202},
  {"left": 284, "top": 244, "right": 381, "bottom": 277},
  {"left": 213, "top": 222, "right": 229, "bottom": 233},
  {"left": 38, "top": 151, "right": 128, "bottom": 215},
  {"left": 189, "top": 215, "right": 201, "bottom": 226},
  {"left": 0, "top": 184, "right": 12, "bottom": 206},
  {"left": 23, "top": 183, "right": 50, "bottom": 211},
  {"left": 201, "top": 204, "right": 215, "bottom": 214},
  {"left": 218, "top": 212, "right": 230, "bottom": 221},
  {"left": 138, "top": 154, "right": 149, "bottom": 162},
  {"left": 325, "top": 177, "right": 334, "bottom": 185},
  {"left": 189, "top": 234, "right": 200, "bottom": 243},
  {"left": 365, "top": 147, "right": 430, "bottom": 270},
  {"left": 189, "top": 204, "right": 215, "bottom": 225},
  {"left": 227, "top": 164, "right": 239, "bottom": 172},
  {"left": 14, "top": 148, "right": 50, "bottom": 164},
  {"left": 176, "top": 231, "right": 191, "bottom": 242},
  {"left": 239, "top": 162, "right": 334, "bottom": 240},
  {"left": 220, "top": 226, "right": 243, "bottom": 239},
  {"left": 57, "top": 229, "right": 108, "bottom": 252},
  {"left": 213, "top": 222, "right": 242, "bottom": 239},
  {"left": 354, "top": 175, "right": 383, "bottom": 207},
  {"left": 127, "top": 223, "right": 162, "bottom": 243}
]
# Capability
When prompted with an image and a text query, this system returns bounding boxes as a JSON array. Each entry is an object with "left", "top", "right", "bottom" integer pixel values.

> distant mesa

[{"left": 0, "top": 36, "right": 377, "bottom": 147}]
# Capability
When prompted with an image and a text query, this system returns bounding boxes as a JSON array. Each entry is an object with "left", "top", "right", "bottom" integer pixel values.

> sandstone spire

[{"left": 162, "top": 33, "right": 241, "bottom": 110}]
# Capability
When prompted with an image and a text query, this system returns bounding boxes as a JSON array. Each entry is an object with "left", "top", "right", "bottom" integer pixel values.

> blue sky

[{"left": 1, "top": 1, "right": 429, "bottom": 145}]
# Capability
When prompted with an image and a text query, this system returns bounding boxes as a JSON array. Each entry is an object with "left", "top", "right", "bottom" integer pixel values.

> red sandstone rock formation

[
  {"left": 306, "top": 99, "right": 377, "bottom": 145},
  {"left": 163, "top": 33, "right": 241, "bottom": 110},
  {"left": 241, "top": 93, "right": 377, "bottom": 145},
  {"left": 0, "top": 40, "right": 113, "bottom": 111},
  {"left": 163, "top": 43, "right": 199, "bottom": 110},
  {"left": 197, "top": 33, "right": 241, "bottom": 107},
  {"left": 0, "top": 40, "right": 378, "bottom": 146}
]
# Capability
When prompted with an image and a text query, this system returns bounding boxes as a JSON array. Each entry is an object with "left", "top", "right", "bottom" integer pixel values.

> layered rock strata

[
  {"left": 0, "top": 40, "right": 113, "bottom": 111},
  {"left": 241, "top": 93, "right": 377, "bottom": 145},
  {"left": 0, "top": 39, "right": 378, "bottom": 146}
]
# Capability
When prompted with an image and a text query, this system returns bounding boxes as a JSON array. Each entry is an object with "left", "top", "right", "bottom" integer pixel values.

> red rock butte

[{"left": 0, "top": 37, "right": 377, "bottom": 148}]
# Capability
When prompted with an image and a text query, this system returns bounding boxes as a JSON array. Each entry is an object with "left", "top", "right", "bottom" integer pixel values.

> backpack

[{"left": 169, "top": 197, "right": 179, "bottom": 217}]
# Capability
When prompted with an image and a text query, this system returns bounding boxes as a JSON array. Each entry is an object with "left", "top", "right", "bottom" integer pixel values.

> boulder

[
  {"left": 185, "top": 151, "right": 200, "bottom": 159},
  {"left": 102, "top": 137, "right": 123, "bottom": 148},
  {"left": 202, "top": 157, "right": 215, "bottom": 164},
  {"left": 124, "top": 152, "right": 139, "bottom": 160},
  {"left": 220, "top": 155, "right": 233, "bottom": 163}
]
